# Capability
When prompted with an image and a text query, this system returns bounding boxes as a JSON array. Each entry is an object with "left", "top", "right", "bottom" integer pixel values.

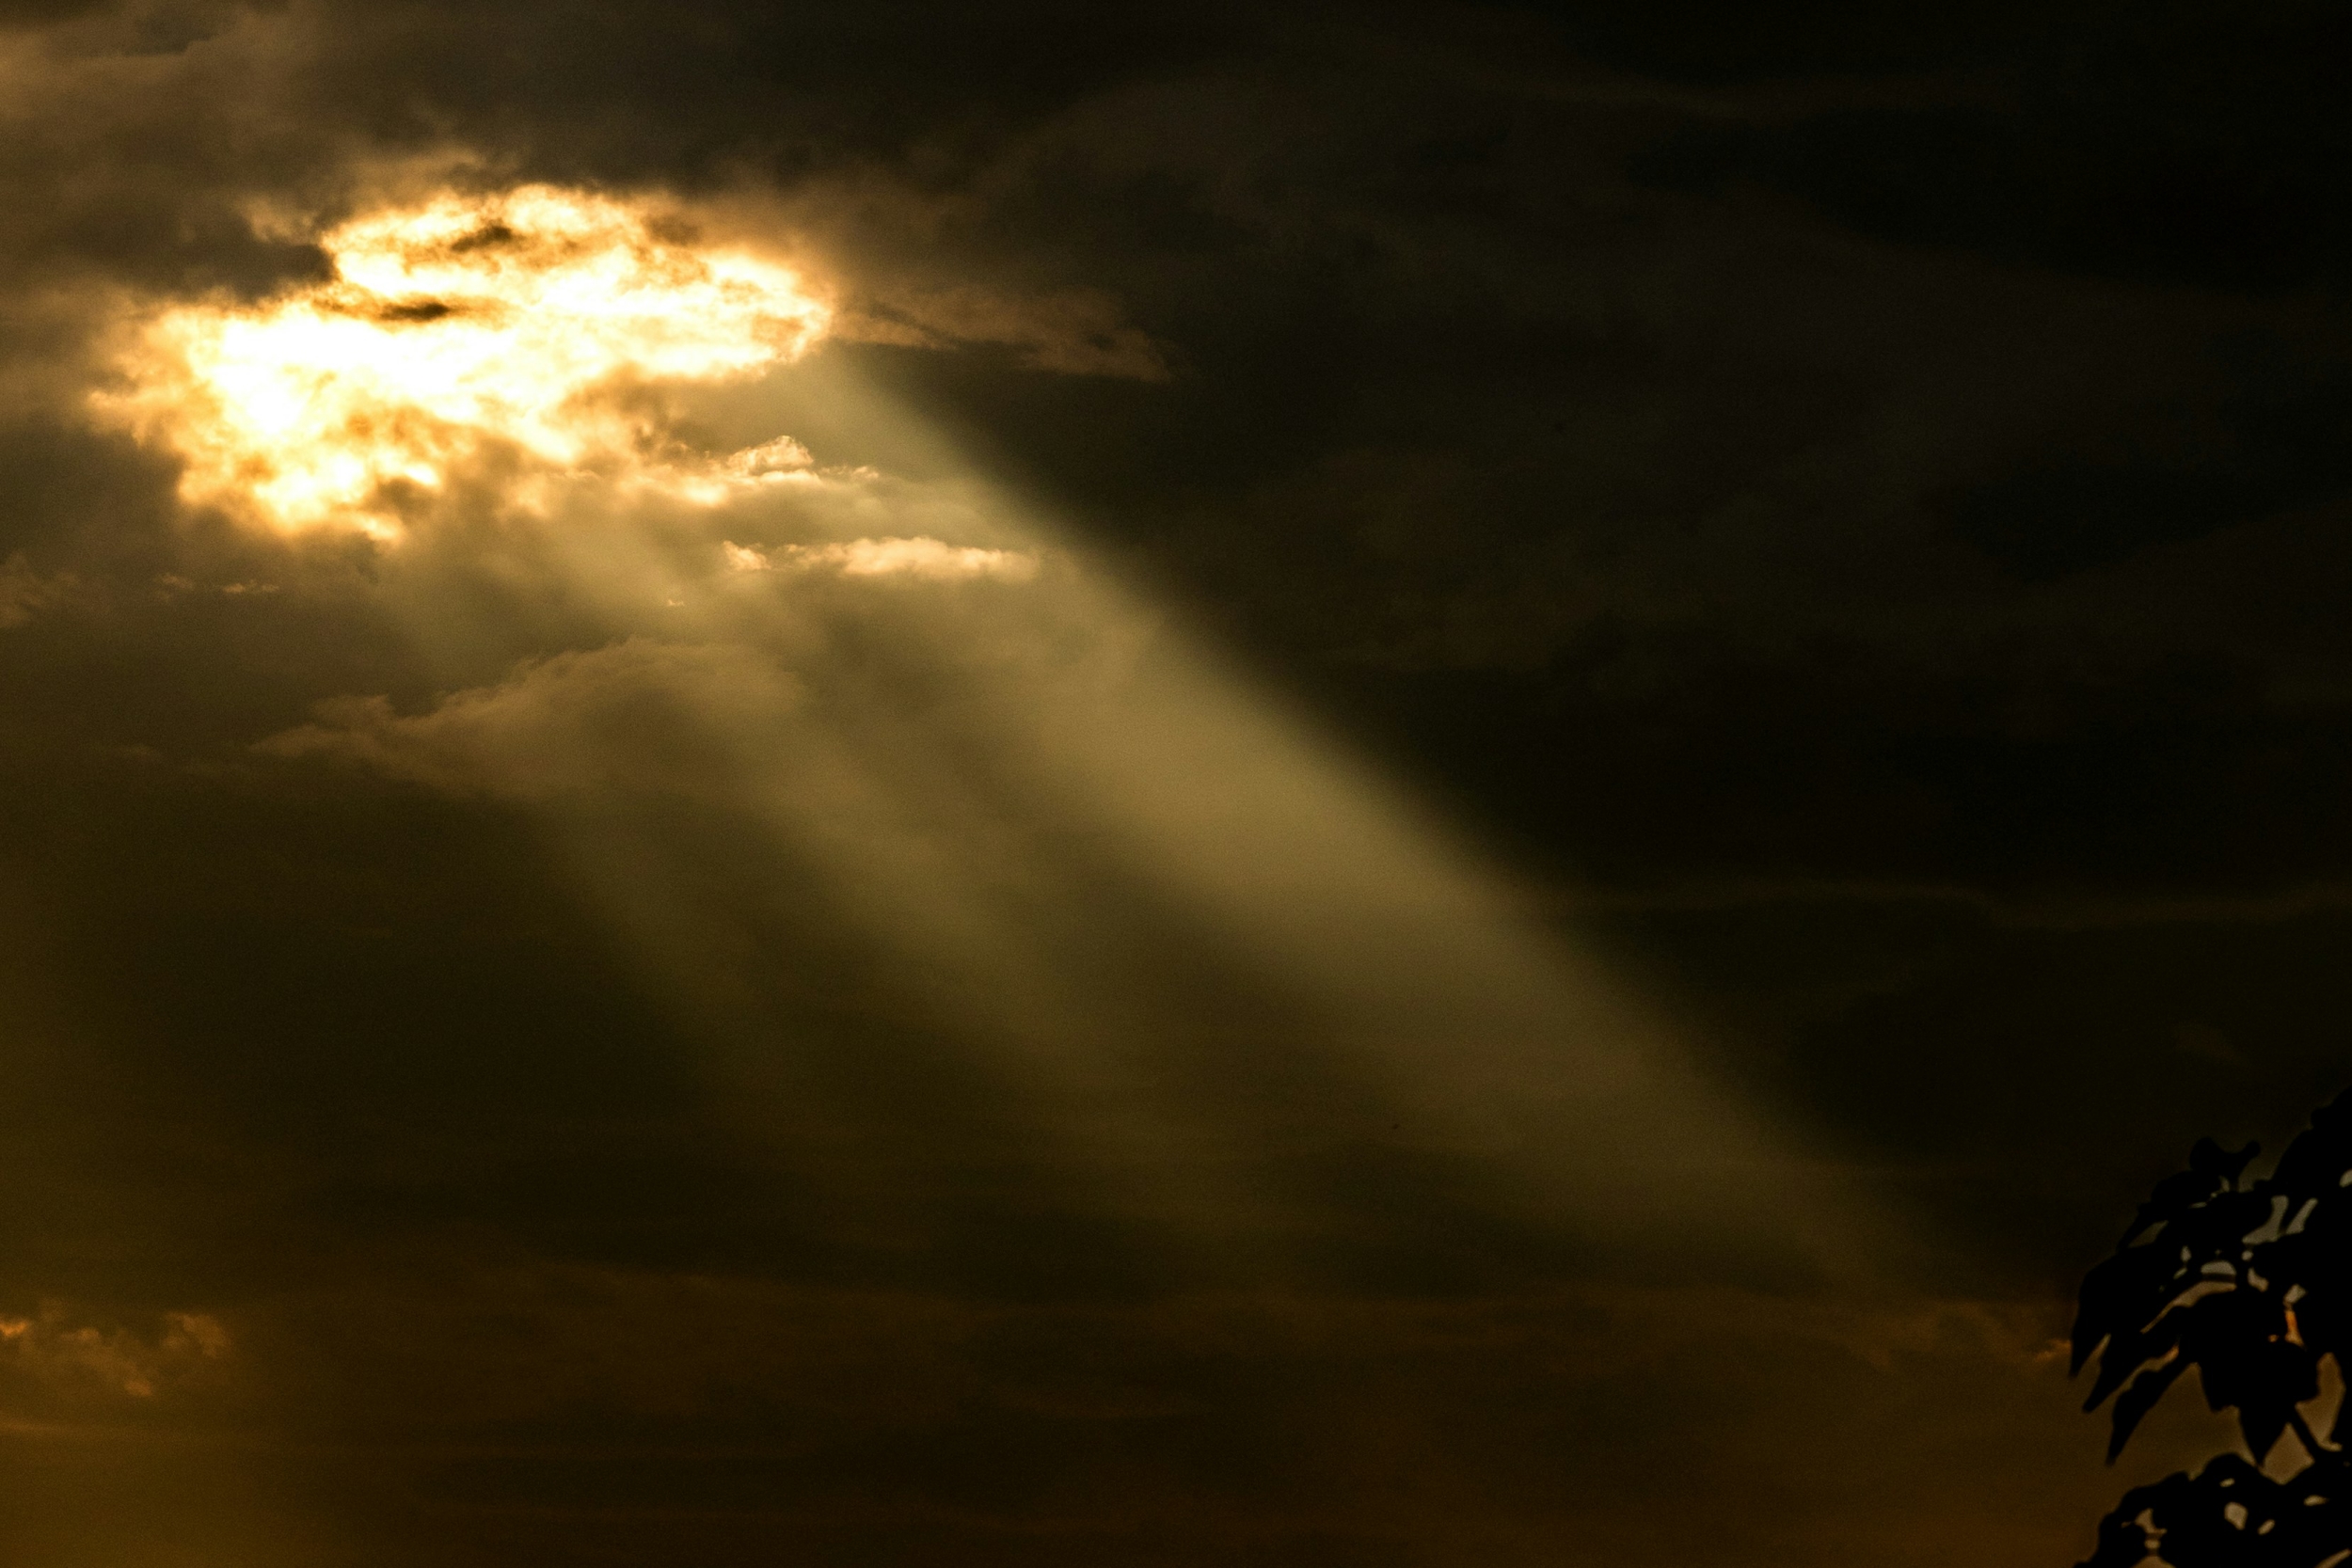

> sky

[{"left": 0, "top": 1, "right": 2345, "bottom": 1563}]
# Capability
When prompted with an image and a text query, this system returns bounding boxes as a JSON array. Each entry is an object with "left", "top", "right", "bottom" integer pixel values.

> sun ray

[{"left": 103, "top": 181, "right": 1883, "bottom": 1286}]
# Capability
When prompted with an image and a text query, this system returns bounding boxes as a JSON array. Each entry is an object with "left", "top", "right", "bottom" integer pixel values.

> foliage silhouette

[{"left": 2074, "top": 1092, "right": 2352, "bottom": 1566}]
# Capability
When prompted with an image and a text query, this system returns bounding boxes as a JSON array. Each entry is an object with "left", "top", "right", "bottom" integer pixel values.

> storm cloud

[{"left": 0, "top": 2, "right": 2344, "bottom": 1564}]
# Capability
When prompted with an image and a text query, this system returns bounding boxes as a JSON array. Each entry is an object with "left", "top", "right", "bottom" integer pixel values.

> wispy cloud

[
  {"left": 837, "top": 283, "right": 1169, "bottom": 381},
  {"left": 723, "top": 535, "right": 1041, "bottom": 582},
  {"left": 0, "top": 1303, "right": 230, "bottom": 1400},
  {"left": 256, "top": 639, "right": 803, "bottom": 801},
  {"left": 0, "top": 552, "right": 72, "bottom": 627}
]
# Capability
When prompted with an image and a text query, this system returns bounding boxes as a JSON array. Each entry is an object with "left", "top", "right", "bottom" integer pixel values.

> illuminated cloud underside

[
  {"left": 725, "top": 536, "right": 1042, "bottom": 581},
  {"left": 99, "top": 185, "right": 832, "bottom": 537}
]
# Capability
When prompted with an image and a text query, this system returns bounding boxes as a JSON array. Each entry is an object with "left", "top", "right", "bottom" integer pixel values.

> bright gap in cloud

[{"left": 96, "top": 184, "right": 832, "bottom": 539}]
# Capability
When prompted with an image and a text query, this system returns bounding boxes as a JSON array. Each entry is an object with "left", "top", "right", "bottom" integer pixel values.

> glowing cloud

[
  {"left": 99, "top": 185, "right": 832, "bottom": 537},
  {"left": 0, "top": 1304, "right": 230, "bottom": 1399},
  {"left": 725, "top": 536, "right": 1042, "bottom": 581}
]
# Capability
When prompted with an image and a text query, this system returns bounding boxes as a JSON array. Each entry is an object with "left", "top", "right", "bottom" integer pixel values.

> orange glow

[{"left": 99, "top": 185, "right": 831, "bottom": 537}]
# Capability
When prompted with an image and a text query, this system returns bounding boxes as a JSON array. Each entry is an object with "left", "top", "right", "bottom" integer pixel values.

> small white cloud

[
  {"left": 733, "top": 535, "right": 1041, "bottom": 582},
  {"left": 719, "top": 436, "right": 816, "bottom": 479}
]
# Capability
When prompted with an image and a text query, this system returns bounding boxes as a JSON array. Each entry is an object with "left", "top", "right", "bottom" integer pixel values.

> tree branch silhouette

[{"left": 2074, "top": 1093, "right": 2352, "bottom": 1566}]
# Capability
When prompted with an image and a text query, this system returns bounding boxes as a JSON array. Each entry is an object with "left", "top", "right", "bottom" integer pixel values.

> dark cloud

[
  {"left": 0, "top": 0, "right": 2344, "bottom": 1561},
  {"left": 1625, "top": 3, "right": 2352, "bottom": 292}
]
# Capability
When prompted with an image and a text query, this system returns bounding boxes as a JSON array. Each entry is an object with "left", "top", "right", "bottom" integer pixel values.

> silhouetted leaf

[
  {"left": 2075, "top": 1241, "right": 2192, "bottom": 1377},
  {"left": 2075, "top": 1097, "right": 2352, "bottom": 1565},
  {"left": 2109, "top": 1355, "right": 2189, "bottom": 1461}
]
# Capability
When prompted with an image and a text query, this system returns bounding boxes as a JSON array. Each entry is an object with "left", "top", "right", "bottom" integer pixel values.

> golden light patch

[{"left": 99, "top": 185, "right": 831, "bottom": 538}]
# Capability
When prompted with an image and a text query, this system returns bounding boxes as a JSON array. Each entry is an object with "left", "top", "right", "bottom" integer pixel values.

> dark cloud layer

[{"left": 0, "top": 1, "right": 2345, "bottom": 1562}]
